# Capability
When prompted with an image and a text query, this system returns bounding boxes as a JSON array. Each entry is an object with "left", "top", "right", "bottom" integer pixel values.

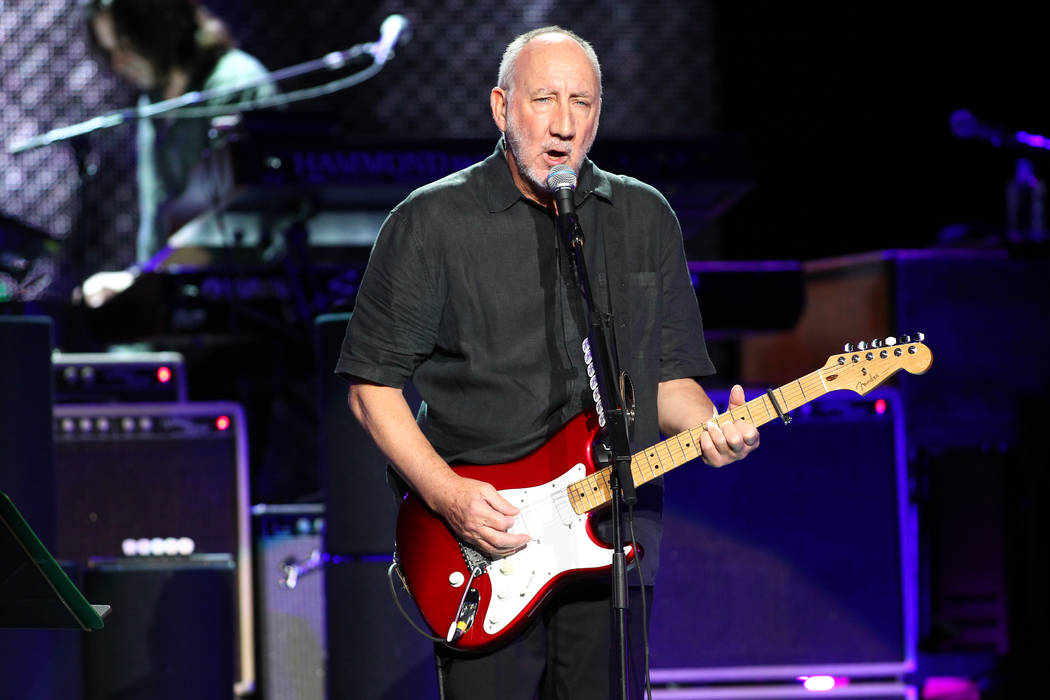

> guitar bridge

[{"left": 459, "top": 542, "right": 490, "bottom": 574}]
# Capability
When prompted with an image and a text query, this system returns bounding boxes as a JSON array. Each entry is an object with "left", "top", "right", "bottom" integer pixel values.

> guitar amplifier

[
  {"left": 52, "top": 351, "right": 187, "bottom": 404},
  {"left": 51, "top": 401, "right": 254, "bottom": 693},
  {"left": 252, "top": 504, "right": 326, "bottom": 700},
  {"left": 650, "top": 387, "right": 915, "bottom": 682}
]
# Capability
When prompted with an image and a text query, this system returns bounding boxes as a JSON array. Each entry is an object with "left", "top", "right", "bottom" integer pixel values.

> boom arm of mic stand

[
  {"left": 7, "top": 45, "right": 370, "bottom": 155},
  {"left": 6, "top": 14, "right": 409, "bottom": 154},
  {"left": 7, "top": 111, "right": 132, "bottom": 155}
]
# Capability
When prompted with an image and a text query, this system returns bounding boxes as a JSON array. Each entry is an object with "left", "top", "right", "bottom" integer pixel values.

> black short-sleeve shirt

[{"left": 336, "top": 139, "right": 715, "bottom": 581}]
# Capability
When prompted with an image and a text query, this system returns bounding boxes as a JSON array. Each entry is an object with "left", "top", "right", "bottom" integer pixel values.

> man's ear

[{"left": 490, "top": 87, "right": 508, "bottom": 132}]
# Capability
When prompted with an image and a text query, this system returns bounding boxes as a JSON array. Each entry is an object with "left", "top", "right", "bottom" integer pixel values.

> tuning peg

[
  {"left": 857, "top": 341, "right": 869, "bottom": 350},
  {"left": 871, "top": 338, "right": 884, "bottom": 348},
  {"left": 885, "top": 336, "right": 897, "bottom": 346},
  {"left": 843, "top": 342, "right": 856, "bottom": 352},
  {"left": 915, "top": 331, "right": 925, "bottom": 342},
  {"left": 899, "top": 334, "right": 912, "bottom": 343}
]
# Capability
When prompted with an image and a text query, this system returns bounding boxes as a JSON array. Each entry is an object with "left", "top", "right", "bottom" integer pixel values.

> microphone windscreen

[{"left": 545, "top": 165, "right": 577, "bottom": 192}]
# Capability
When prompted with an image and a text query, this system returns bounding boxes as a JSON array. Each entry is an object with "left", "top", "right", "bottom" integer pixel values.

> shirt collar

[{"left": 482, "top": 137, "right": 614, "bottom": 213}]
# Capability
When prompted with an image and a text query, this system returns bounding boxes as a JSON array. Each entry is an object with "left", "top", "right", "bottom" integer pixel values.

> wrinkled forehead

[{"left": 514, "top": 34, "right": 600, "bottom": 95}]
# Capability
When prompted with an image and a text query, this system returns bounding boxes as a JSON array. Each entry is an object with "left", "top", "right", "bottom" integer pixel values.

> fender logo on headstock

[{"left": 856, "top": 373, "right": 881, "bottom": 392}]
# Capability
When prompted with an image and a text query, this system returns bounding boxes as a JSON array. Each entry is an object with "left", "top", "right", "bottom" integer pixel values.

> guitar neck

[{"left": 566, "top": 370, "right": 830, "bottom": 515}]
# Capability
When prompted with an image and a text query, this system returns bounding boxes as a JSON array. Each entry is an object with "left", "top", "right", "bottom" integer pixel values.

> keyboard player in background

[{"left": 80, "top": 0, "right": 274, "bottom": 304}]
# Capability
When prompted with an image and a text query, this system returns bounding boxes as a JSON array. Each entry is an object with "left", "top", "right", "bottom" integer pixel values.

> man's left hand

[{"left": 699, "top": 384, "right": 760, "bottom": 467}]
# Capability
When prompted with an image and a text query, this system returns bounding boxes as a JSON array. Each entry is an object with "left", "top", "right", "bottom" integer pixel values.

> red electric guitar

[{"left": 394, "top": 338, "right": 933, "bottom": 651}]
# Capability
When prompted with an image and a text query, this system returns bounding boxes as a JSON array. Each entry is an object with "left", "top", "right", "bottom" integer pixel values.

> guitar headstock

[{"left": 821, "top": 333, "right": 933, "bottom": 395}]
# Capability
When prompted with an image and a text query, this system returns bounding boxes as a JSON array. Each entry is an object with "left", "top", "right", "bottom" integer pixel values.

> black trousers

[{"left": 436, "top": 579, "right": 653, "bottom": 700}]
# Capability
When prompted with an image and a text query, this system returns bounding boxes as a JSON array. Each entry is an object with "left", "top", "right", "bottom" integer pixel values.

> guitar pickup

[{"left": 446, "top": 587, "right": 479, "bottom": 643}]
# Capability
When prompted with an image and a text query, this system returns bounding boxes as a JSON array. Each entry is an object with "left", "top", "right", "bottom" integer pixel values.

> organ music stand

[{"left": 0, "top": 491, "right": 108, "bottom": 630}]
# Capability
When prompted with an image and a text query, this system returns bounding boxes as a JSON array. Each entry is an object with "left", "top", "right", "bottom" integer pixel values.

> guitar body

[{"left": 395, "top": 411, "right": 636, "bottom": 652}]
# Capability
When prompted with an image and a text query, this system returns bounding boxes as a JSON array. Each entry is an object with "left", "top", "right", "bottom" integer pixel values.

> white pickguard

[{"left": 480, "top": 463, "right": 631, "bottom": 635}]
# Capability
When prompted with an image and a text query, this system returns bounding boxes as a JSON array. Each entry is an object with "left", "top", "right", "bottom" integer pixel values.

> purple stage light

[{"left": 1015, "top": 131, "right": 1050, "bottom": 150}]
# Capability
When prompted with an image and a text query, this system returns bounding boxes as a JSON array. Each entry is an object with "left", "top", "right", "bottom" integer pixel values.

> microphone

[
  {"left": 373, "top": 14, "right": 411, "bottom": 64},
  {"left": 545, "top": 164, "right": 577, "bottom": 217}
]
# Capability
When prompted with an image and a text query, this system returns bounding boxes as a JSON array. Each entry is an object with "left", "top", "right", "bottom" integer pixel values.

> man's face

[
  {"left": 491, "top": 34, "right": 601, "bottom": 205},
  {"left": 91, "top": 12, "right": 157, "bottom": 90}
]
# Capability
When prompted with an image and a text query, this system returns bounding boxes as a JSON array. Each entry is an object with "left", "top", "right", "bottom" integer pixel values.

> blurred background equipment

[
  {"left": 652, "top": 389, "right": 915, "bottom": 681},
  {"left": 52, "top": 401, "right": 254, "bottom": 695},
  {"left": 82, "top": 556, "right": 236, "bottom": 700},
  {"left": 52, "top": 350, "right": 187, "bottom": 403},
  {"left": 252, "top": 503, "right": 326, "bottom": 700}
]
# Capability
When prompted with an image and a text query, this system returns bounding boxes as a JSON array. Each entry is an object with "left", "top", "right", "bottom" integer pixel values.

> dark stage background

[
  {"left": 4, "top": 3, "right": 1050, "bottom": 279},
  {"left": 3, "top": 2, "right": 1050, "bottom": 699}
]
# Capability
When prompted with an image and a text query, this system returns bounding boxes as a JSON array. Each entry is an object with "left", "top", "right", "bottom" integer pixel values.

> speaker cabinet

[
  {"left": 314, "top": 314, "right": 437, "bottom": 697},
  {"left": 0, "top": 317, "right": 75, "bottom": 698},
  {"left": 314, "top": 312, "right": 422, "bottom": 555},
  {"left": 82, "top": 557, "right": 235, "bottom": 700},
  {"left": 325, "top": 559, "right": 439, "bottom": 700},
  {"left": 253, "top": 504, "right": 326, "bottom": 700},
  {"left": 0, "top": 316, "right": 56, "bottom": 550},
  {"left": 52, "top": 401, "right": 254, "bottom": 693},
  {"left": 650, "top": 388, "right": 915, "bottom": 682}
]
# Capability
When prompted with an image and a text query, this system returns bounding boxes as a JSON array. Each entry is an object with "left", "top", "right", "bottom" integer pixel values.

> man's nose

[{"left": 550, "top": 102, "right": 575, "bottom": 140}]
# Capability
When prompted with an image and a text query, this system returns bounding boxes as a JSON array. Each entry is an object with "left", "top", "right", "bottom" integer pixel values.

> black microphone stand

[{"left": 553, "top": 189, "right": 636, "bottom": 700}]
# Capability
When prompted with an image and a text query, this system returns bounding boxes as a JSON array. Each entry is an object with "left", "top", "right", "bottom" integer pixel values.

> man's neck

[{"left": 502, "top": 149, "right": 554, "bottom": 210}]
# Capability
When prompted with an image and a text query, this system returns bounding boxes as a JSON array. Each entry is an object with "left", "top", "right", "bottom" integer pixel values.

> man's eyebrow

[{"left": 527, "top": 87, "right": 596, "bottom": 98}]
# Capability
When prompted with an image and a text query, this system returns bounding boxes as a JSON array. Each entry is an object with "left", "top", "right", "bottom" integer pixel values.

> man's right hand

[
  {"left": 347, "top": 380, "right": 531, "bottom": 558},
  {"left": 427, "top": 471, "right": 532, "bottom": 558}
]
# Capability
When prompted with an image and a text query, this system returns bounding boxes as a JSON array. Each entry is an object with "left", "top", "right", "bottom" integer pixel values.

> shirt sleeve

[
  {"left": 657, "top": 204, "right": 716, "bottom": 383},
  {"left": 335, "top": 206, "right": 444, "bottom": 387}
]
